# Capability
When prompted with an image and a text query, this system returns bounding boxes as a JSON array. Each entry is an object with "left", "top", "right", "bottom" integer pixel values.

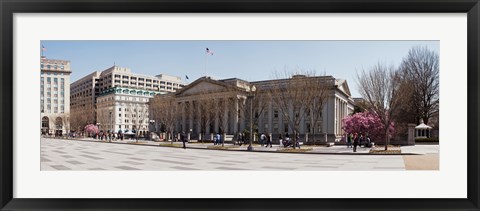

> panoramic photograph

[{"left": 39, "top": 40, "right": 439, "bottom": 171}]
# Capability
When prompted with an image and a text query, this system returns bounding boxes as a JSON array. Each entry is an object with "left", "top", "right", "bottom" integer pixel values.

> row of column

[
  {"left": 178, "top": 97, "right": 241, "bottom": 136},
  {"left": 335, "top": 97, "right": 349, "bottom": 136}
]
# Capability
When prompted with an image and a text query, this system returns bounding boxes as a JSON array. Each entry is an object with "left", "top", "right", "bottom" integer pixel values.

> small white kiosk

[{"left": 415, "top": 121, "right": 432, "bottom": 138}]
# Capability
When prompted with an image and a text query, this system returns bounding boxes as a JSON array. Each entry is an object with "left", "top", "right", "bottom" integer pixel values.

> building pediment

[
  {"left": 336, "top": 79, "right": 352, "bottom": 97},
  {"left": 176, "top": 77, "right": 235, "bottom": 97}
]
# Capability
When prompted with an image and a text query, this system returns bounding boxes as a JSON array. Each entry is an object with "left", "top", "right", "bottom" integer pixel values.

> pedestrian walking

[
  {"left": 347, "top": 133, "right": 352, "bottom": 148},
  {"left": 237, "top": 133, "right": 243, "bottom": 146},
  {"left": 260, "top": 133, "right": 266, "bottom": 147},
  {"left": 353, "top": 133, "right": 359, "bottom": 152},
  {"left": 181, "top": 131, "right": 187, "bottom": 149},
  {"left": 265, "top": 134, "right": 272, "bottom": 148},
  {"left": 216, "top": 133, "right": 221, "bottom": 145}
]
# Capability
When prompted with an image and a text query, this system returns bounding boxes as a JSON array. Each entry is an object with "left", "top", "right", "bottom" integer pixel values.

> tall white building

[{"left": 40, "top": 56, "right": 71, "bottom": 136}]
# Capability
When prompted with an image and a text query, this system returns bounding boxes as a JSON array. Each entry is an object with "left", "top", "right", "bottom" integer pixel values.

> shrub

[{"left": 415, "top": 138, "right": 438, "bottom": 142}]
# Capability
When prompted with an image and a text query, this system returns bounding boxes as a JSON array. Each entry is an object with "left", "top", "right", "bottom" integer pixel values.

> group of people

[
  {"left": 213, "top": 133, "right": 223, "bottom": 145},
  {"left": 260, "top": 133, "right": 273, "bottom": 147},
  {"left": 279, "top": 133, "right": 301, "bottom": 148},
  {"left": 95, "top": 131, "right": 124, "bottom": 142},
  {"left": 346, "top": 132, "right": 372, "bottom": 152}
]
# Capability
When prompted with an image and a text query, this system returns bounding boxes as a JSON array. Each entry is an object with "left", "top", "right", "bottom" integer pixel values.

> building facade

[
  {"left": 96, "top": 87, "right": 162, "bottom": 135},
  {"left": 40, "top": 56, "right": 71, "bottom": 136},
  {"left": 70, "top": 65, "right": 184, "bottom": 134},
  {"left": 150, "top": 75, "right": 355, "bottom": 142},
  {"left": 70, "top": 71, "right": 101, "bottom": 131}
]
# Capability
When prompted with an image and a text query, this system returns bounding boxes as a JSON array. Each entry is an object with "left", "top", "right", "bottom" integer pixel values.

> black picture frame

[{"left": 1, "top": 0, "right": 479, "bottom": 210}]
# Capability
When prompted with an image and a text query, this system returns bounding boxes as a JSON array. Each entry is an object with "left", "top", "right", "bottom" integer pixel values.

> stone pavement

[{"left": 41, "top": 137, "right": 413, "bottom": 171}]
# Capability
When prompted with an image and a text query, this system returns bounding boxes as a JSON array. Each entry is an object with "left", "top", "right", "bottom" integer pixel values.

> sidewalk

[{"left": 58, "top": 137, "right": 434, "bottom": 155}]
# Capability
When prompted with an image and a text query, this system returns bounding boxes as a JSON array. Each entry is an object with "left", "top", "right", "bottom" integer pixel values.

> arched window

[
  {"left": 42, "top": 116, "right": 49, "bottom": 128},
  {"left": 55, "top": 117, "right": 63, "bottom": 129}
]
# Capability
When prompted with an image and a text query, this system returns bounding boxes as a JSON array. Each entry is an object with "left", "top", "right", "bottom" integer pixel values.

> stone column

[
  {"left": 197, "top": 101, "right": 201, "bottom": 135},
  {"left": 258, "top": 98, "right": 263, "bottom": 133},
  {"left": 288, "top": 100, "right": 293, "bottom": 134},
  {"left": 233, "top": 97, "right": 239, "bottom": 134},
  {"left": 188, "top": 101, "right": 193, "bottom": 135},
  {"left": 268, "top": 101, "right": 273, "bottom": 134},
  {"left": 407, "top": 123, "right": 416, "bottom": 145},
  {"left": 181, "top": 101, "right": 186, "bottom": 133},
  {"left": 223, "top": 98, "right": 228, "bottom": 134}
]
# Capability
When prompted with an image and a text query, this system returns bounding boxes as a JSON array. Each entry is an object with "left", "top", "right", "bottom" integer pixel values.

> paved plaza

[{"left": 40, "top": 138, "right": 438, "bottom": 171}]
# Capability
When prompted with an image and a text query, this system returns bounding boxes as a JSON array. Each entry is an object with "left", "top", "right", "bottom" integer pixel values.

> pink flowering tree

[
  {"left": 342, "top": 112, "right": 395, "bottom": 144},
  {"left": 84, "top": 124, "right": 99, "bottom": 137}
]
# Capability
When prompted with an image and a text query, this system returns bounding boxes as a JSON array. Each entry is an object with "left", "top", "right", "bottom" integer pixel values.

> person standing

[
  {"left": 260, "top": 133, "right": 266, "bottom": 147},
  {"left": 181, "top": 131, "right": 187, "bottom": 149},
  {"left": 353, "top": 133, "right": 359, "bottom": 152}
]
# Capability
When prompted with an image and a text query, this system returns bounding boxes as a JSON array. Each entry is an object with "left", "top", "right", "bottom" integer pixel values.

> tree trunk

[
  {"left": 384, "top": 129, "right": 389, "bottom": 151},
  {"left": 312, "top": 127, "right": 316, "bottom": 146}
]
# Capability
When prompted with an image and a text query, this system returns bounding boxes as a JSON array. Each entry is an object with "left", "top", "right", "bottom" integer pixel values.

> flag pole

[{"left": 204, "top": 48, "right": 207, "bottom": 77}]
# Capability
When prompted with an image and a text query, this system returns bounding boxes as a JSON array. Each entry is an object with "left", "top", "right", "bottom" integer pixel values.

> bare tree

[
  {"left": 302, "top": 72, "right": 331, "bottom": 145},
  {"left": 192, "top": 97, "right": 216, "bottom": 142},
  {"left": 70, "top": 111, "right": 87, "bottom": 134},
  {"left": 398, "top": 46, "right": 439, "bottom": 125},
  {"left": 130, "top": 103, "right": 149, "bottom": 142},
  {"left": 268, "top": 71, "right": 312, "bottom": 149},
  {"left": 96, "top": 108, "right": 109, "bottom": 134},
  {"left": 237, "top": 87, "right": 269, "bottom": 144},
  {"left": 357, "top": 63, "right": 403, "bottom": 150},
  {"left": 150, "top": 94, "right": 179, "bottom": 144}
]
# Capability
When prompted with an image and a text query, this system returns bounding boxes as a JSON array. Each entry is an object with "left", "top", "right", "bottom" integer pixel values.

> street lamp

[
  {"left": 247, "top": 84, "right": 256, "bottom": 151},
  {"left": 149, "top": 119, "right": 156, "bottom": 139}
]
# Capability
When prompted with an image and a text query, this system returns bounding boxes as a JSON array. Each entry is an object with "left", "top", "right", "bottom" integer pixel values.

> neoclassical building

[
  {"left": 150, "top": 75, "right": 355, "bottom": 142},
  {"left": 40, "top": 56, "right": 71, "bottom": 136}
]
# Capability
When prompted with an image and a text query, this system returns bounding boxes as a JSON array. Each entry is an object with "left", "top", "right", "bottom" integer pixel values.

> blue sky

[{"left": 41, "top": 40, "right": 439, "bottom": 98}]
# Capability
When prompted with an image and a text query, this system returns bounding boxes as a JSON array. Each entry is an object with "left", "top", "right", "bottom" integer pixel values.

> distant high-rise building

[{"left": 40, "top": 56, "right": 71, "bottom": 136}]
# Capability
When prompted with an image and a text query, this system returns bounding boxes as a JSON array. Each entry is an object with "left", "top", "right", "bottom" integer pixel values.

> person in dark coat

[
  {"left": 353, "top": 133, "right": 359, "bottom": 152},
  {"left": 265, "top": 134, "right": 272, "bottom": 148},
  {"left": 181, "top": 131, "right": 187, "bottom": 149}
]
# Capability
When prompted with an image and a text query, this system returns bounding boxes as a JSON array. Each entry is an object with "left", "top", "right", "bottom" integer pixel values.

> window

[
  {"left": 47, "top": 77, "right": 51, "bottom": 83},
  {"left": 119, "top": 108, "right": 121, "bottom": 111},
  {"left": 284, "top": 123, "right": 289, "bottom": 133},
  {"left": 119, "top": 114, "right": 121, "bottom": 117},
  {"left": 274, "top": 110, "right": 278, "bottom": 118}
]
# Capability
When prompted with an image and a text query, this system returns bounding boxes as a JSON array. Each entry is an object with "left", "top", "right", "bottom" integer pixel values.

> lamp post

[
  {"left": 96, "top": 122, "right": 100, "bottom": 139},
  {"left": 109, "top": 110, "right": 112, "bottom": 133},
  {"left": 247, "top": 85, "right": 256, "bottom": 151},
  {"left": 149, "top": 119, "right": 155, "bottom": 140}
]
